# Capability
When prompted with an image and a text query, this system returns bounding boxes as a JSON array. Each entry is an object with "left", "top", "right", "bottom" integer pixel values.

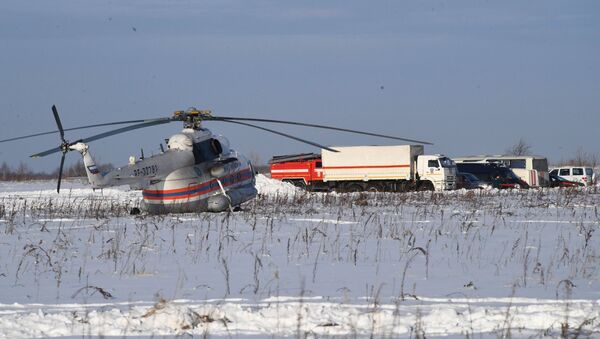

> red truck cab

[{"left": 269, "top": 153, "right": 324, "bottom": 189}]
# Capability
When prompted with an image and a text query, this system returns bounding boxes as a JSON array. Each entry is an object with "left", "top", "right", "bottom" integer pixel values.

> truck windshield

[{"left": 439, "top": 157, "right": 456, "bottom": 168}]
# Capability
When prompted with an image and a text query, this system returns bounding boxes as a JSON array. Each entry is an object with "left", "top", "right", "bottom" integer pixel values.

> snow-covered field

[{"left": 0, "top": 175, "right": 599, "bottom": 337}]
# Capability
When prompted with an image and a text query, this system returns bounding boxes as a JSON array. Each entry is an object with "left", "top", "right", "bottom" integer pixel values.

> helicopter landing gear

[{"left": 130, "top": 207, "right": 142, "bottom": 215}]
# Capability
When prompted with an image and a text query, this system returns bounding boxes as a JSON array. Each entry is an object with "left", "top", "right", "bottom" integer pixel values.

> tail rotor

[
  {"left": 52, "top": 105, "right": 66, "bottom": 144},
  {"left": 52, "top": 105, "right": 70, "bottom": 193}
]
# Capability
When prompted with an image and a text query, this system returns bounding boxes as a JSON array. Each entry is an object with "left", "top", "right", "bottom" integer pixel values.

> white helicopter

[{"left": 0, "top": 106, "right": 430, "bottom": 214}]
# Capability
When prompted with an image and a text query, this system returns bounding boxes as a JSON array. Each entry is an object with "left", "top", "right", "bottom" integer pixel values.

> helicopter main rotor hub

[{"left": 173, "top": 107, "right": 213, "bottom": 129}]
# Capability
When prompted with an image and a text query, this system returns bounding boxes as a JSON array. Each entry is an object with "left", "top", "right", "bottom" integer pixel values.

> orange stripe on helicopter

[
  {"left": 143, "top": 168, "right": 252, "bottom": 201},
  {"left": 144, "top": 186, "right": 222, "bottom": 201}
]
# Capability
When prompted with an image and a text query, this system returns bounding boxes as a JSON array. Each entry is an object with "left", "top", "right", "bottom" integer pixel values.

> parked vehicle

[
  {"left": 549, "top": 173, "right": 584, "bottom": 188},
  {"left": 453, "top": 155, "right": 549, "bottom": 187},
  {"left": 549, "top": 167, "right": 595, "bottom": 187},
  {"left": 455, "top": 163, "right": 529, "bottom": 189},
  {"left": 270, "top": 145, "right": 457, "bottom": 192},
  {"left": 456, "top": 172, "right": 485, "bottom": 189}
]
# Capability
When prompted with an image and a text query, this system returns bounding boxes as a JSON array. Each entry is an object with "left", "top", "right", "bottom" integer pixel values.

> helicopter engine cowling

[
  {"left": 209, "top": 165, "right": 225, "bottom": 177},
  {"left": 167, "top": 133, "right": 193, "bottom": 151},
  {"left": 206, "top": 185, "right": 258, "bottom": 212}
]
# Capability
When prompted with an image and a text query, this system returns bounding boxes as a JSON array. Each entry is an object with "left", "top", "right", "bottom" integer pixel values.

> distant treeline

[
  {"left": 0, "top": 149, "right": 595, "bottom": 182},
  {"left": 554, "top": 149, "right": 599, "bottom": 168},
  {"left": 0, "top": 161, "right": 114, "bottom": 181},
  {"left": 0, "top": 159, "right": 268, "bottom": 182}
]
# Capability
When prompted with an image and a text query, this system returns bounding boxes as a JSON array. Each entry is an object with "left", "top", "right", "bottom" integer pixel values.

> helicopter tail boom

[{"left": 69, "top": 142, "right": 107, "bottom": 188}]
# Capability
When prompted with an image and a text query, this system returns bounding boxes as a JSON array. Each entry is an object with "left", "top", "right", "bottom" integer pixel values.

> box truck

[{"left": 270, "top": 145, "right": 456, "bottom": 192}]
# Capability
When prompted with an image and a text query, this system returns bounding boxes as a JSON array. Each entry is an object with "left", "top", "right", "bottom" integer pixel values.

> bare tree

[
  {"left": 64, "top": 161, "right": 87, "bottom": 178},
  {"left": 248, "top": 151, "right": 263, "bottom": 167},
  {"left": 248, "top": 151, "right": 269, "bottom": 174},
  {"left": 506, "top": 138, "right": 532, "bottom": 156},
  {"left": 0, "top": 162, "right": 10, "bottom": 181},
  {"left": 575, "top": 148, "right": 598, "bottom": 167},
  {"left": 558, "top": 148, "right": 599, "bottom": 167},
  {"left": 16, "top": 162, "right": 31, "bottom": 181},
  {"left": 0, "top": 160, "right": 114, "bottom": 181}
]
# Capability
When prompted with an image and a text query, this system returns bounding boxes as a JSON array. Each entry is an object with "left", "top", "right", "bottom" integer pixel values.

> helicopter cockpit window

[
  {"left": 192, "top": 139, "right": 221, "bottom": 164},
  {"left": 211, "top": 139, "right": 223, "bottom": 154}
]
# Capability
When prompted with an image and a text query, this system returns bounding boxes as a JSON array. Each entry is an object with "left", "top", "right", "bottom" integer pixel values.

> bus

[{"left": 453, "top": 155, "right": 549, "bottom": 187}]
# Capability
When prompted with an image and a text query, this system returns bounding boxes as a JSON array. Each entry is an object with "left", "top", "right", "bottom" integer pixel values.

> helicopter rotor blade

[
  {"left": 30, "top": 146, "right": 63, "bottom": 158},
  {"left": 52, "top": 105, "right": 66, "bottom": 143},
  {"left": 210, "top": 116, "right": 433, "bottom": 145},
  {"left": 81, "top": 119, "right": 172, "bottom": 144},
  {"left": 0, "top": 118, "right": 170, "bottom": 144},
  {"left": 30, "top": 118, "right": 173, "bottom": 158},
  {"left": 218, "top": 119, "right": 339, "bottom": 153},
  {"left": 25, "top": 107, "right": 429, "bottom": 158},
  {"left": 57, "top": 151, "right": 66, "bottom": 193}
]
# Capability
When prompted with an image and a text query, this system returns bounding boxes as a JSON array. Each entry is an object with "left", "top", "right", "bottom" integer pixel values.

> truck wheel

[
  {"left": 346, "top": 183, "right": 364, "bottom": 192},
  {"left": 367, "top": 182, "right": 383, "bottom": 192},
  {"left": 398, "top": 181, "right": 411, "bottom": 192},
  {"left": 418, "top": 181, "right": 434, "bottom": 191},
  {"left": 283, "top": 179, "right": 306, "bottom": 189}
]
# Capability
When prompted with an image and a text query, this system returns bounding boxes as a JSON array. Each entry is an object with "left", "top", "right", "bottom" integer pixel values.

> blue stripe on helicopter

[
  {"left": 142, "top": 168, "right": 253, "bottom": 199},
  {"left": 87, "top": 165, "right": 100, "bottom": 174}
]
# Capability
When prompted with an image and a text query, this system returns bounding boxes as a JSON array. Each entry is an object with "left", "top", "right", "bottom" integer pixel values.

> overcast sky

[{"left": 1, "top": 0, "right": 599, "bottom": 171}]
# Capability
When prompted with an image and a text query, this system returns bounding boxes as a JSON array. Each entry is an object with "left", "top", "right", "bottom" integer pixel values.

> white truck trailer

[
  {"left": 270, "top": 145, "right": 456, "bottom": 192},
  {"left": 319, "top": 145, "right": 456, "bottom": 192}
]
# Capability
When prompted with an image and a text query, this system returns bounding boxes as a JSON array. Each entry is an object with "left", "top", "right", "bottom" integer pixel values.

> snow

[
  {"left": 1, "top": 297, "right": 598, "bottom": 337},
  {"left": 0, "top": 175, "right": 599, "bottom": 337},
  {"left": 254, "top": 173, "right": 300, "bottom": 196}
]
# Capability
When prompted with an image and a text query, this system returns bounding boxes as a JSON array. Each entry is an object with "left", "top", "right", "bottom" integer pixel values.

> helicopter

[{"left": 0, "top": 105, "right": 431, "bottom": 214}]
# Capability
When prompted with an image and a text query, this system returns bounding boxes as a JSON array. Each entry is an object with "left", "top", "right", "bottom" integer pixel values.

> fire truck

[{"left": 270, "top": 145, "right": 456, "bottom": 192}]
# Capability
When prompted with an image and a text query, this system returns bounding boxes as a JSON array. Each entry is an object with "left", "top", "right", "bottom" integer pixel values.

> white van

[{"left": 550, "top": 167, "right": 595, "bottom": 186}]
